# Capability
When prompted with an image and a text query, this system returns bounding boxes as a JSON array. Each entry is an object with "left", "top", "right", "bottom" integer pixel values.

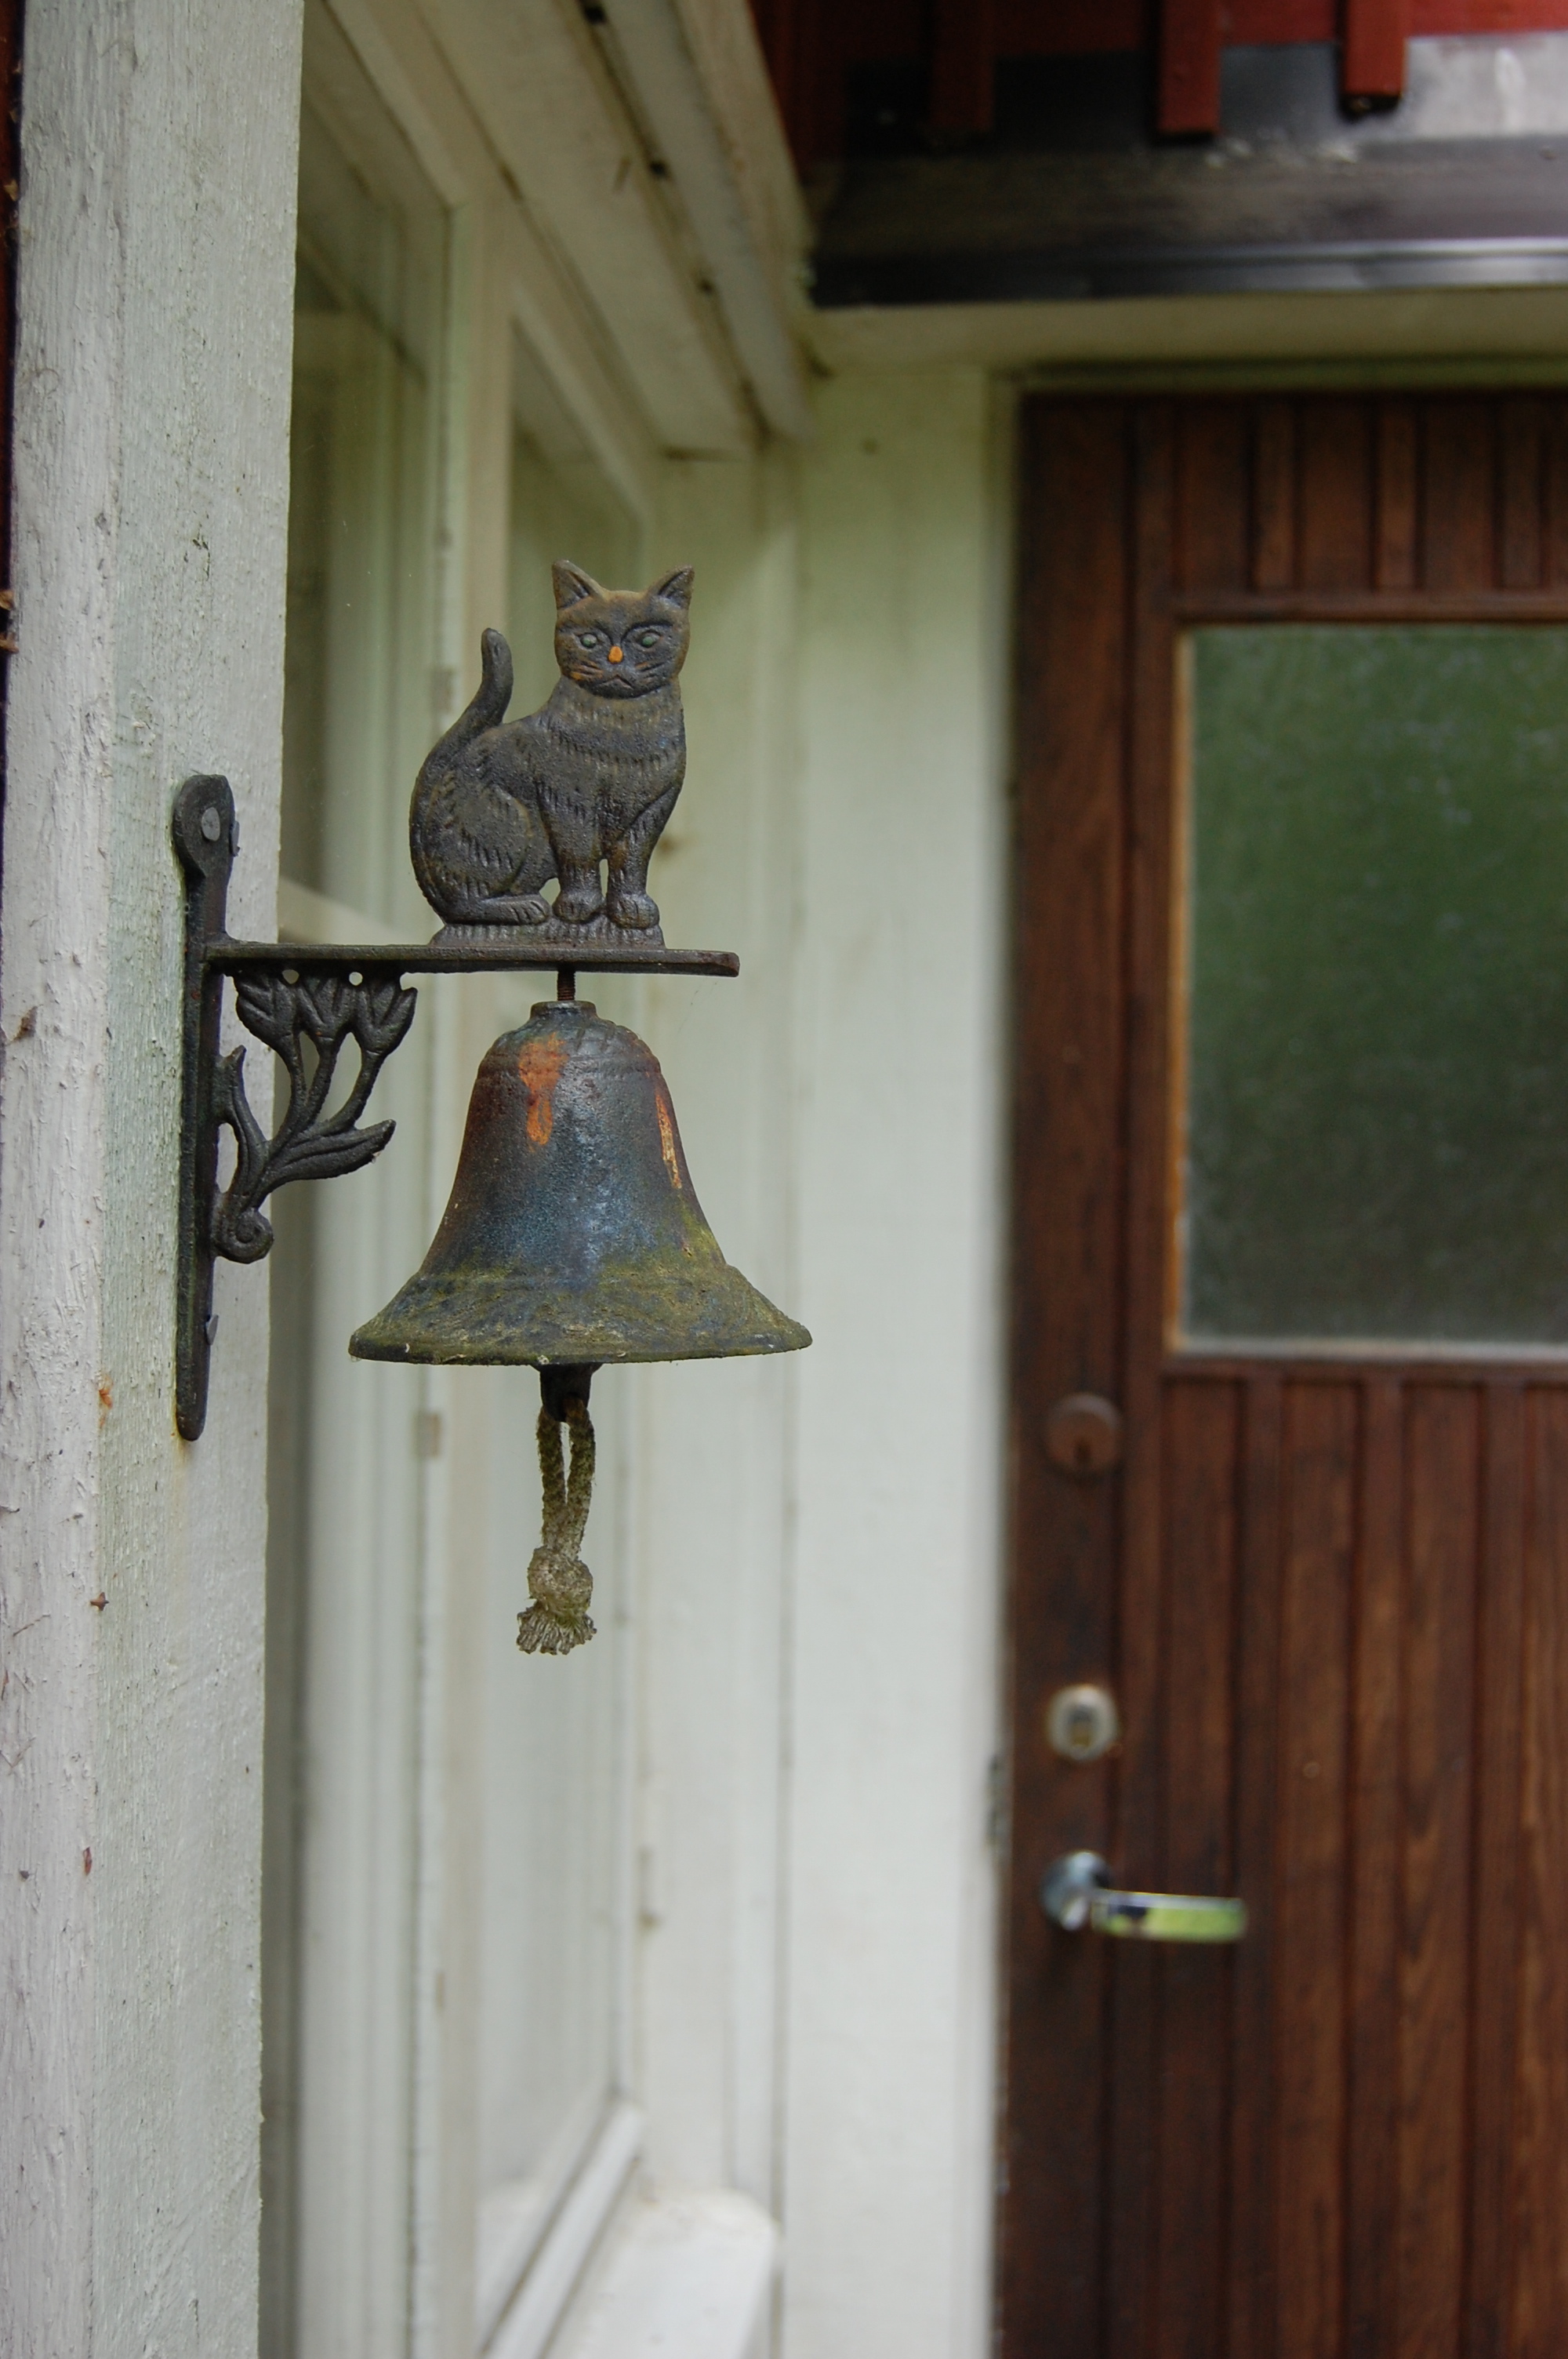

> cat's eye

[
  {"left": 577, "top": 631, "right": 602, "bottom": 648},
  {"left": 636, "top": 629, "right": 662, "bottom": 647}
]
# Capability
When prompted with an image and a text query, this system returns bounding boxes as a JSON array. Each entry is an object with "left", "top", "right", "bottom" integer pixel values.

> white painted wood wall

[
  {"left": 0, "top": 5, "right": 1018, "bottom": 2352},
  {"left": 0, "top": 2, "right": 303, "bottom": 2351},
  {"left": 631, "top": 375, "right": 1007, "bottom": 2359}
]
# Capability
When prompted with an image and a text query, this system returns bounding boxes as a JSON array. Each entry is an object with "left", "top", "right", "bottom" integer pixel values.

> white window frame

[{"left": 274, "top": 6, "right": 673, "bottom": 2351}]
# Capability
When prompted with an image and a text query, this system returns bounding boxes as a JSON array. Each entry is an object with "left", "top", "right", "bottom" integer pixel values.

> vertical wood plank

[
  {"left": 1396, "top": 1387, "right": 1480, "bottom": 2353},
  {"left": 797, "top": 0, "right": 838, "bottom": 174},
  {"left": 1251, "top": 401, "right": 1297, "bottom": 592},
  {"left": 1546, "top": 398, "right": 1568, "bottom": 588},
  {"left": 1499, "top": 398, "right": 1544, "bottom": 591},
  {"left": 1509, "top": 1391, "right": 1568, "bottom": 2354},
  {"left": 1176, "top": 402, "right": 1250, "bottom": 594},
  {"left": 1374, "top": 398, "right": 1420, "bottom": 591},
  {"left": 1229, "top": 1374, "right": 1283, "bottom": 2359},
  {"left": 1346, "top": 1378, "right": 1403, "bottom": 2359},
  {"left": 753, "top": 0, "right": 828, "bottom": 172},
  {"left": 1012, "top": 408, "right": 1131, "bottom": 1412},
  {"left": 1158, "top": 0, "right": 1222, "bottom": 133},
  {"left": 1425, "top": 402, "right": 1498, "bottom": 592},
  {"left": 1299, "top": 402, "right": 1374, "bottom": 591},
  {"left": 1156, "top": 1379, "right": 1240, "bottom": 2359},
  {"left": 1342, "top": 0, "right": 1410, "bottom": 106},
  {"left": 750, "top": 0, "right": 797, "bottom": 153},
  {"left": 1002, "top": 400, "right": 1134, "bottom": 2359},
  {"left": 1106, "top": 399, "right": 1178, "bottom": 2359},
  {"left": 927, "top": 0, "right": 995, "bottom": 134},
  {"left": 1274, "top": 1383, "right": 1356, "bottom": 2359},
  {"left": 1466, "top": 1383, "right": 1527, "bottom": 2359}
]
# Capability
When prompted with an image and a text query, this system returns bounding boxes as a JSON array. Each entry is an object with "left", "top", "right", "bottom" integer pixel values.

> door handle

[{"left": 1041, "top": 1850, "right": 1247, "bottom": 1943}]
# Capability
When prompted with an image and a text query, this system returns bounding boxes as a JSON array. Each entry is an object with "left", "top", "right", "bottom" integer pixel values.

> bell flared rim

[
  {"left": 347, "top": 999, "right": 812, "bottom": 1370},
  {"left": 350, "top": 1256, "right": 811, "bottom": 1367}
]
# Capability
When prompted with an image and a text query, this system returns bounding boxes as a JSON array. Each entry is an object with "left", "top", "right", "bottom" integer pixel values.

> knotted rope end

[
  {"left": 519, "top": 1372, "right": 598, "bottom": 1657},
  {"left": 517, "top": 1601, "right": 597, "bottom": 1656}
]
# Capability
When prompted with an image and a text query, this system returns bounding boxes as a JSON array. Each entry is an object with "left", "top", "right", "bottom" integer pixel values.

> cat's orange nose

[{"left": 608, "top": 645, "right": 623, "bottom": 663}]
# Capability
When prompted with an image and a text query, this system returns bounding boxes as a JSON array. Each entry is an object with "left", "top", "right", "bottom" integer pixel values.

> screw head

[
  {"left": 200, "top": 805, "right": 222, "bottom": 843},
  {"left": 1045, "top": 1682, "right": 1122, "bottom": 1764}
]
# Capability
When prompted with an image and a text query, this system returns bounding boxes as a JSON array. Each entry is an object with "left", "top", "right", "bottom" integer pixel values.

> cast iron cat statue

[{"left": 411, "top": 560, "right": 693, "bottom": 940}]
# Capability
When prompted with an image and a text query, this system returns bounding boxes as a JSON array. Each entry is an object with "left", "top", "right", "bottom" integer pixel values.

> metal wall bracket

[{"left": 172, "top": 776, "right": 738, "bottom": 1441}]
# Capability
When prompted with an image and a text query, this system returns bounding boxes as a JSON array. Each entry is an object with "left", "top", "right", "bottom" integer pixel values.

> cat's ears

[
  {"left": 553, "top": 560, "right": 608, "bottom": 610},
  {"left": 648, "top": 565, "right": 694, "bottom": 611},
  {"left": 552, "top": 558, "right": 694, "bottom": 611}
]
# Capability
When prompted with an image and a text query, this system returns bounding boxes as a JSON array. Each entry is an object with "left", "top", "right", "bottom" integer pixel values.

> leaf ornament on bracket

[{"left": 210, "top": 968, "right": 419, "bottom": 1263}]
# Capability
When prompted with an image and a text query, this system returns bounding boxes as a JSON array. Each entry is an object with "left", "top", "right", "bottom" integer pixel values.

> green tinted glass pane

[{"left": 1182, "top": 625, "right": 1568, "bottom": 1347}]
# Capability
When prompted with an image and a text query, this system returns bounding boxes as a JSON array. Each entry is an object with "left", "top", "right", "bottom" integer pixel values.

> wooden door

[{"left": 1004, "top": 394, "right": 1568, "bottom": 2358}]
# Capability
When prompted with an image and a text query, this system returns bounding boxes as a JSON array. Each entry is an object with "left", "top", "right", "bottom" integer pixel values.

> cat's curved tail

[
  {"left": 410, "top": 629, "right": 554, "bottom": 926},
  {"left": 438, "top": 627, "right": 513, "bottom": 755}
]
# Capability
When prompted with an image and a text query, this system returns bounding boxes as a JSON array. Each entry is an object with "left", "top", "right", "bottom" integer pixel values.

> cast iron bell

[
  {"left": 350, "top": 993, "right": 808, "bottom": 1659},
  {"left": 350, "top": 998, "right": 808, "bottom": 1369}
]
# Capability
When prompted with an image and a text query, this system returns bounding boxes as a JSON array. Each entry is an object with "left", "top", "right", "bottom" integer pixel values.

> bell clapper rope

[
  {"left": 518, "top": 1364, "right": 599, "bottom": 1656},
  {"left": 517, "top": 981, "right": 591, "bottom": 1656},
  {"left": 515, "top": 976, "right": 590, "bottom": 1656}
]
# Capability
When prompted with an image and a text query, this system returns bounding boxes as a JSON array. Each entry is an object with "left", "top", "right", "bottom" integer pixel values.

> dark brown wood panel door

[{"left": 1004, "top": 394, "right": 1568, "bottom": 2359}]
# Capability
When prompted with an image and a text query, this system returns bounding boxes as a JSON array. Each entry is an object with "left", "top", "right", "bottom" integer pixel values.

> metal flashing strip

[{"left": 812, "top": 235, "right": 1568, "bottom": 308}]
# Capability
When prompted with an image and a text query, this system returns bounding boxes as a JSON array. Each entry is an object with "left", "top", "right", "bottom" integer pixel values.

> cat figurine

[{"left": 410, "top": 561, "right": 693, "bottom": 937}]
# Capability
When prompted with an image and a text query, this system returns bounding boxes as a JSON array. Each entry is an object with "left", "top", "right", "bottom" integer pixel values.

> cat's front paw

[
  {"left": 554, "top": 884, "right": 606, "bottom": 925},
  {"left": 608, "top": 889, "right": 659, "bottom": 932}
]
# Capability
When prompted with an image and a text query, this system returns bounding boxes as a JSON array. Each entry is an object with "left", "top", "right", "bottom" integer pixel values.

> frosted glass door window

[{"left": 1179, "top": 625, "right": 1568, "bottom": 1348}]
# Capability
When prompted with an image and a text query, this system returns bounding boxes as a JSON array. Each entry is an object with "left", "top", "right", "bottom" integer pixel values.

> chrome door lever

[{"left": 1041, "top": 1851, "right": 1247, "bottom": 1944}]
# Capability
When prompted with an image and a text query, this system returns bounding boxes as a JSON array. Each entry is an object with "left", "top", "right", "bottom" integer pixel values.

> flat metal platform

[{"left": 210, "top": 939, "right": 739, "bottom": 979}]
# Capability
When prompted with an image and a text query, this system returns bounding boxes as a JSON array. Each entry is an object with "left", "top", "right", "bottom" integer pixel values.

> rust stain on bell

[
  {"left": 350, "top": 1001, "right": 810, "bottom": 1369},
  {"left": 654, "top": 1088, "right": 682, "bottom": 1193},
  {"left": 516, "top": 1036, "right": 568, "bottom": 1146}
]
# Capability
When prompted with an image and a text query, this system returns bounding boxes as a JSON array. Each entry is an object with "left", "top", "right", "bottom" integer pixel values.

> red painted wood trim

[
  {"left": 1343, "top": 0, "right": 1410, "bottom": 104},
  {"left": 929, "top": 0, "right": 995, "bottom": 133},
  {"left": 1158, "top": 0, "right": 1222, "bottom": 134},
  {"left": 752, "top": 0, "right": 793, "bottom": 118}
]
